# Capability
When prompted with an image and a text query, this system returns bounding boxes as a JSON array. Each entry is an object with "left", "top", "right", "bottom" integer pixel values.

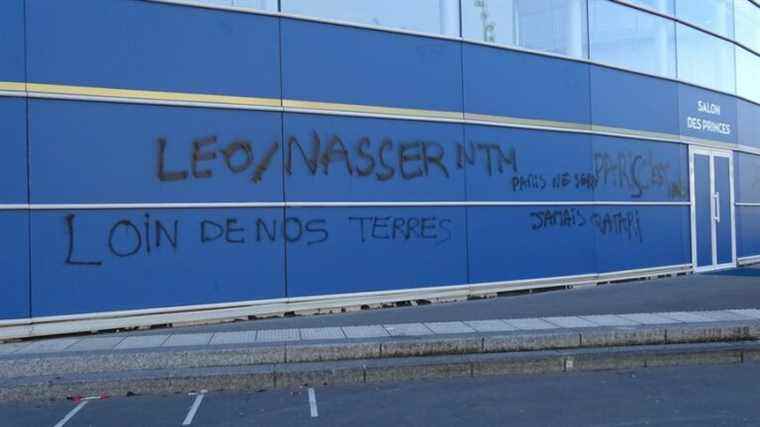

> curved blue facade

[{"left": 1, "top": 0, "right": 759, "bottom": 326}]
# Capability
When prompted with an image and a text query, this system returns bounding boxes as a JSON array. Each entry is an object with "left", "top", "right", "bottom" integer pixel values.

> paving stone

[
  {"left": 257, "top": 329, "right": 300, "bottom": 343},
  {"left": 698, "top": 310, "right": 754, "bottom": 322},
  {"left": 464, "top": 320, "right": 517, "bottom": 333},
  {"left": 617, "top": 313, "right": 681, "bottom": 325},
  {"left": 114, "top": 334, "right": 170, "bottom": 350},
  {"left": 162, "top": 333, "right": 213, "bottom": 347},
  {"left": 729, "top": 309, "right": 760, "bottom": 319},
  {"left": 666, "top": 325, "right": 750, "bottom": 343},
  {"left": 503, "top": 318, "right": 558, "bottom": 331},
  {"left": 286, "top": 342, "right": 379, "bottom": 362},
  {"left": 579, "top": 315, "right": 639, "bottom": 327},
  {"left": 209, "top": 331, "right": 257, "bottom": 346},
  {"left": 342, "top": 325, "right": 390, "bottom": 339},
  {"left": 65, "top": 337, "right": 126, "bottom": 352},
  {"left": 383, "top": 323, "right": 433, "bottom": 337},
  {"left": 424, "top": 322, "right": 476, "bottom": 335},
  {"left": 543, "top": 316, "right": 598, "bottom": 328},
  {"left": 0, "top": 342, "right": 32, "bottom": 355},
  {"left": 580, "top": 328, "right": 666, "bottom": 347},
  {"left": 299, "top": 327, "right": 346, "bottom": 341},
  {"left": 484, "top": 331, "right": 580, "bottom": 352},
  {"left": 659, "top": 312, "right": 714, "bottom": 323},
  {"left": 15, "top": 338, "right": 82, "bottom": 354}
]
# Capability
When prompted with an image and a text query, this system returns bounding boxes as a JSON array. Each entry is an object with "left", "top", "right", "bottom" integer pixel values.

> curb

[
  {"left": 0, "top": 321, "right": 757, "bottom": 380},
  {"left": 1, "top": 341, "right": 759, "bottom": 401}
]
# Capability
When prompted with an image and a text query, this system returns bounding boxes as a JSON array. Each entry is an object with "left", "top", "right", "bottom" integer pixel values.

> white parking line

[
  {"left": 182, "top": 390, "right": 207, "bottom": 426},
  {"left": 308, "top": 388, "right": 318, "bottom": 418},
  {"left": 53, "top": 401, "right": 89, "bottom": 427}
]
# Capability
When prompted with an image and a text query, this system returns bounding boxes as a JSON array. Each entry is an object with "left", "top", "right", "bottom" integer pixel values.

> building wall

[{"left": 1, "top": 0, "right": 759, "bottom": 321}]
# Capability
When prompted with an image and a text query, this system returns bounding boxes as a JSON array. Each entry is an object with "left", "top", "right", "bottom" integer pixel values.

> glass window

[
  {"left": 195, "top": 0, "right": 279, "bottom": 11},
  {"left": 676, "top": 24, "right": 736, "bottom": 93},
  {"left": 461, "top": 0, "right": 588, "bottom": 59},
  {"left": 736, "top": 46, "right": 760, "bottom": 103},
  {"left": 281, "top": 0, "right": 461, "bottom": 37},
  {"left": 625, "top": 0, "right": 675, "bottom": 15},
  {"left": 735, "top": 0, "right": 760, "bottom": 52},
  {"left": 675, "top": 0, "right": 734, "bottom": 38},
  {"left": 589, "top": 0, "right": 676, "bottom": 78}
]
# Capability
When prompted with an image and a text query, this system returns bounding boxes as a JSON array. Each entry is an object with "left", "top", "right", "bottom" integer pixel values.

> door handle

[{"left": 714, "top": 192, "right": 721, "bottom": 223}]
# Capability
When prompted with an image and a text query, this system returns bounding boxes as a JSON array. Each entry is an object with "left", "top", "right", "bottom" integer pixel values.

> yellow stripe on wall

[
  {"left": 26, "top": 83, "right": 282, "bottom": 108},
  {"left": 0, "top": 81, "right": 747, "bottom": 151},
  {"left": 284, "top": 99, "right": 463, "bottom": 120},
  {"left": 0, "top": 82, "right": 26, "bottom": 92}
]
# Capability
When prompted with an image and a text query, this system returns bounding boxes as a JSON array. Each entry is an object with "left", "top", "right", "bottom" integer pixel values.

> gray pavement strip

[
  {"left": 658, "top": 312, "right": 714, "bottom": 323},
  {"left": 14, "top": 338, "right": 82, "bottom": 354},
  {"left": 209, "top": 331, "right": 257, "bottom": 346},
  {"left": 729, "top": 309, "right": 760, "bottom": 319},
  {"left": 299, "top": 327, "right": 346, "bottom": 341},
  {"left": 424, "top": 322, "right": 477, "bottom": 335},
  {"left": 0, "top": 342, "right": 32, "bottom": 355},
  {"left": 463, "top": 320, "right": 517, "bottom": 333},
  {"left": 257, "top": 329, "right": 300, "bottom": 343},
  {"left": 542, "top": 316, "right": 598, "bottom": 329},
  {"left": 698, "top": 310, "right": 754, "bottom": 322},
  {"left": 114, "top": 334, "right": 170, "bottom": 350},
  {"left": 578, "top": 314, "right": 640, "bottom": 327},
  {"left": 384, "top": 323, "right": 433, "bottom": 337},
  {"left": 341, "top": 325, "right": 390, "bottom": 339},
  {"left": 616, "top": 313, "right": 682, "bottom": 325},
  {"left": 503, "top": 318, "right": 557, "bottom": 331},
  {"left": 162, "top": 333, "right": 213, "bottom": 347},
  {"left": 65, "top": 337, "right": 126, "bottom": 352}
]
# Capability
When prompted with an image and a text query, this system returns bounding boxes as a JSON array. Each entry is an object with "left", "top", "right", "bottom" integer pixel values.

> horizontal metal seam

[{"left": 1, "top": 82, "right": 757, "bottom": 154}]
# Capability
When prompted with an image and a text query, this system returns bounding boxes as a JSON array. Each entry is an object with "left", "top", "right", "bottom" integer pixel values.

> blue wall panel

[
  {"left": 0, "top": 212, "right": 30, "bottom": 320},
  {"left": 737, "top": 206, "right": 760, "bottom": 258},
  {"left": 463, "top": 44, "right": 590, "bottom": 125},
  {"left": 286, "top": 207, "right": 467, "bottom": 297},
  {"left": 464, "top": 125, "right": 592, "bottom": 201},
  {"left": 593, "top": 206, "right": 690, "bottom": 273},
  {"left": 0, "top": 98, "right": 28, "bottom": 204},
  {"left": 737, "top": 100, "right": 760, "bottom": 149},
  {"left": 26, "top": 0, "right": 280, "bottom": 98},
  {"left": 678, "top": 84, "right": 737, "bottom": 145},
  {"left": 591, "top": 136, "right": 689, "bottom": 202},
  {"left": 29, "top": 100, "right": 283, "bottom": 204},
  {"left": 734, "top": 152, "right": 760, "bottom": 203},
  {"left": 590, "top": 66, "right": 679, "bottom": 136},
  {"left": 468, "top": 207, "right": 596, "bottom": 283},
  {"left": 284, "top": 114, "right": 465, "bottom": 201},
  {"left": 281, "top": 18, "right": 462, "bottom": 112},
  {"left": 0, "top": 0, "right": 25, "bottom": 82},
  {"left": 30, "top": 209, "right": 285, "bottom": 317}
]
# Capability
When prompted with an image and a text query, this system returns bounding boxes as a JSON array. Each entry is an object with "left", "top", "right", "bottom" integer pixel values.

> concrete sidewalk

[
  {"left": 2, "top": 268, "right": 760, "bottom": 402},
  {"left": 107, "top": 266, "right": 760, "bottom": 336},
  {"left": 1, "top": 307, "right": 759, "bottom": 401}
]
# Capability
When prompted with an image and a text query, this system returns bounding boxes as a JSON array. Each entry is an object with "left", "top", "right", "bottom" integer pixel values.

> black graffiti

[
  {"left": 512, "top": 174, "right": 547, "bottom": 192},
  {"left": 200, "top": 217, "right": 329, "bottom": 246},
  {"left": 108, "top": 214, "right": 180, "bottom": 258},
  {"left": 593, "top": 151, "right": 680, "bottom": 199},
  {"left": 156, "top": 137, "right": 279, "bottom": 184},
  {"left": 348, "top": 216, "right": 452, "bottom": 245},
  {"left": 456, "top": 142, "right": 518, "bottom": 176},
  {"left": 529, "top": 209, "right": 643, "bottom": 242},
  {"left": 64, "top": 214, "right": 103, "bottom": 266},
  {"left": 530, "top": 209, "right": 587, "bottom": 230},
  {"left": 285, "top": 132, "right": 452, "bottom": 180},
  {"left": 591, "top": 211, "right": 643, "bottom": 242}
]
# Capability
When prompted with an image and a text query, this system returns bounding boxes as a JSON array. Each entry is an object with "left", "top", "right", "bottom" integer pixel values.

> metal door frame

[{"left": 689, "top": 147, "right": 736, "bottom": 273}]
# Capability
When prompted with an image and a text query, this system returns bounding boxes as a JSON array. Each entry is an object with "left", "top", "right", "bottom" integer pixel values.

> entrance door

[{"left": 690, "top": 148, "right": 736, "bottom": 272}]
